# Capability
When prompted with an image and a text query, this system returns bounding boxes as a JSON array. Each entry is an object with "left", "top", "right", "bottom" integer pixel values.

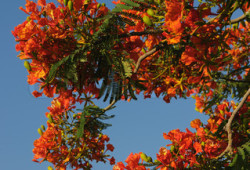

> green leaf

[
  {"left": 122, "top": 61, "right": 132, "bottom": 77},
  {"left": 120, "top": 16, "right": 136, "bottom": 26},
  {"left": 229, "top": 153, "right": 238, "bottom": 167},
  {"left": 98, "top": 80, "right": 107, "bottom": 99},
  {"left": 76, "top": 114, "right": 86, "bottom": 139},
  {"left": 46, "top": 55, "right": 72, "bottom": 83},
  {"left": 128, "top": 82, "right": 137, "bottom": 100},
  {"left": 116, "top": 80, "right": 123, "bottom": 101},
  {"left": 121, "top": 0, "right": 140, "bottom": 7},
  {"left": 124, "top": 84, "right": 128, "bottom": 100},
  {"left": 110, "top": 80, "right": 117, "bottom": 103},
  {"left": 242, "top": 142, "right": 250, "bottom": 154},
  {"left": 120, "top": 11, "right": 142, "bottom": 20},
  {"left": 238, "top": 147, "right": 246, "bottom": 160},
  {"left": 112, "top": 4, "right": 133, "bottom": 13},
  {"left": 112, "top": 7, "right": 123, "bottom": 13},
  {"left": 103, "top": 81, "right": 112, "bottom": 102},
  {"left": 134, "top": 0, "right": 145, "bottom": 2}
]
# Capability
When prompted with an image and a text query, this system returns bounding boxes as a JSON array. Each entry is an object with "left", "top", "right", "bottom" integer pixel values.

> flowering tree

[{"left": 12, "top": 0, "right": 250, "bottom": 169}]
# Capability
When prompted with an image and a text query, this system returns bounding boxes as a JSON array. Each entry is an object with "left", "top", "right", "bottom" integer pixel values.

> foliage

[{"left": 12, "top": 0, "right": 250, "bottom": 169}]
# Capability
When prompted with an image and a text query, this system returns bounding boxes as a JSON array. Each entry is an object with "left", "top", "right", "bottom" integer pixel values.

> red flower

[
  {"left": 193, "top": 142, "right": 203, "bottom": 154},
  {"left": 190, "top": 119, "right": 201, "bottom": 129},
  {"left": 32, "top": 90, "right": 43, "bottom": 98},
  {"left": 37, "top": 0, "right": 46, "bottom": 7}
]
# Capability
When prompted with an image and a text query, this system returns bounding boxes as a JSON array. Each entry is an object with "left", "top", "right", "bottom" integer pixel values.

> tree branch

[
  {"left": 216, "top": 88, "right": 250, "bottom": 159},
  {"left": 103, "top": 100, "right": 116, "bottom": 112},
  {"left": 119, "top": 30, "right": 163, "bottom": 38},
  {"left": 133, "top": 48, "right": 157, "bottom": 73},
  {"left": 205, "top": 9, "right": 250, "bottom": 24},
  {"left": 219, "top": 77, "right": 250, "bottom": 83},
  {"left": 133, "top": 43, "right": 165, "bottom": 73},
  {"left": 230, "top": 9, "right": 250, "bottom": 24}
]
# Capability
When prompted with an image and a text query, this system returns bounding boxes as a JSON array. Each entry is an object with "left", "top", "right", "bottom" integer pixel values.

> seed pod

[
  {"left": 201, "top": 141, "right": 205, "bottom": 146},
  {"left": 146, "top": 156, "right": 152, "bottom": 163},
  {"left": 63, "top": 0, "right": 68, "bottom": 6},
  {"left": 47, "top": 114, "right": 53, "bottom": 123},
  {"left": 170, "top": 145, "right": 175, "bottom": 152},
  {"left": 26, "top": 16, "right": 31, "bottom": 21},
  {"left": 154, "top": 159, "right": 161, "bottom": 164},
  {"left": 154, "top": 0, "right": 161, "bottom": 4},
  {"left": 38, "top": 128, "right": 43, "bottom": 136},
  {"left": 147, "top": 9, "right": 154, "bottom": 16},
  {"left": 143, "top": 16, "right": 152, "bottom": 26},
  {"left": 68, "top": 1, "right": 73, "bottom": 11},
  {"left": 48, "top": 166, "right": 53, "bottom": 170},
  {"left": 140, "top": 153, "right": 152, "bottom": 162},
  {"left": 41, "top": 125, "right": 45, "bottom": 131},
  {"left": 24, "top": 61, "right": 31, "bottom": 71},
  {"left": 229, "top": 153, "right": 238, "bottom": 167},
  {"left": 140, "top": 153, "right": 148, "bottom": 162}
]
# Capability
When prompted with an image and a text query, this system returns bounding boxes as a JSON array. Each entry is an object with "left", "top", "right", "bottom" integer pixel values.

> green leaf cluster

[{"left": 76, "top": 105, "right": 115, "bottom": 139}]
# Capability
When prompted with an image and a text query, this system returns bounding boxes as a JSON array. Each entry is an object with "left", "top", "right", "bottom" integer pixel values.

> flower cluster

[
  {"left": 13, "top": 0, "right": 249, "bottom": 169},
  {"left": 114, "top": 99, "right": 250, "bottom": 169}
]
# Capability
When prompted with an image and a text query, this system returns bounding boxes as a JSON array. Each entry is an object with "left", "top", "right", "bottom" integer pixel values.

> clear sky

[{"left": 1, "top": 0, "right": 217, "bottom": 169}]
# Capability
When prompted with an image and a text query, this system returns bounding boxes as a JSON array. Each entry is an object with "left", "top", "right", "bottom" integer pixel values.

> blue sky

[{"left": 0, "top": 0, "right": 216, "bottom": 169}]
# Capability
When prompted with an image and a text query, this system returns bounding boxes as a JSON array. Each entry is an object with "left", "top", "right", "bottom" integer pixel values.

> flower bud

[
  {"left": 147, "top": 9, "right": 154, "bottom": 16},
  {"left": 143, "top": 16, "right": 152, "bottom": 26},
  {"left": 24, "top": 61, "right": 31, "bottom": 71},
  {"left": 63, "top": 0, "right": 68, "bottom": 6},
  {"left": 47, "top": 114, "right": 53, "bottom": 123},
  {"left": 48, "top": 166, "right": 53, "bottom": 170},
  {"left": 68, "top": 1, "right": 73, "bottom": 11},
  {"left": 38, "top": 128, "right": 43, "bottom": 136},
  {"left": 41, "top": 125, "right": 45, "bottom": 131}
]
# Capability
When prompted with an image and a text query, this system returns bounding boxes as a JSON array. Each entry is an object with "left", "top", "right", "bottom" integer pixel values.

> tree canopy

[{"left": 12, "top": 0, "right": 250, "bottom": 169}]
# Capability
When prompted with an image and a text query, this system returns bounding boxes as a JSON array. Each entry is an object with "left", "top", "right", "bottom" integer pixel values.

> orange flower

[
  {"left": 107, "top": 144, "right": 115, "bottom": 152},
  {"left": 113, "top": 162, "right": 125, "bottom": 170},
  {"left": 190, "top": 119, "right": 201, "bottom": 129},
  {"left": 109, "top": 157, "right": 116, "bottom": 165},
  {"left": 181, "top": 46, "right": 198, "bottom": 66},
  {"left": 193, "top": 142, "right": 203, "bottom": 154},
  {"left": 37, "top": 0, "right": 46, "bottom": 7},
  {"left": 32, "top": 90, "right": 43, "bottom": 98},
  {"left": 196, "top": 127, "right": 206, "bottom": 138}
]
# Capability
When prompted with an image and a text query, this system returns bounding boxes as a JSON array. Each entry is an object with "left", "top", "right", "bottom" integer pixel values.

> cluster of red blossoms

[
  {"left": 114, "top": 99, "right": 250, "bottom": 169},
  {"left": 13, "top": 0, "right": 115, "bottom": 169},
  {"left": 13, "top": 0, "right": 249, "bottom": 169}
]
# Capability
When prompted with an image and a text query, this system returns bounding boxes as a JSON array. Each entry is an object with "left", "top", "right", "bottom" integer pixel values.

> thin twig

[
  {"left": 219, "top": 78, "right": 250, "bottom": 83},
  {"left": 133, "top": 44, "right": 165, "bottom": 73},
  {"left": 133, "top": 48, "right": 157, "bottom": 73},
  {"left": 230, "top": 9, "right": 250, "bottom": 24},
  {"left": 205, "top": 9, "right": 250, "bottom": 24},
  {"left": 216, "top": 88, "right": 250, "bottom": 159},
  {"left": 103, "top": 100, "right": 116, "bottom": 112},
  {"left": 119, "top": 30, "right": 163, "bottom": 38}
]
